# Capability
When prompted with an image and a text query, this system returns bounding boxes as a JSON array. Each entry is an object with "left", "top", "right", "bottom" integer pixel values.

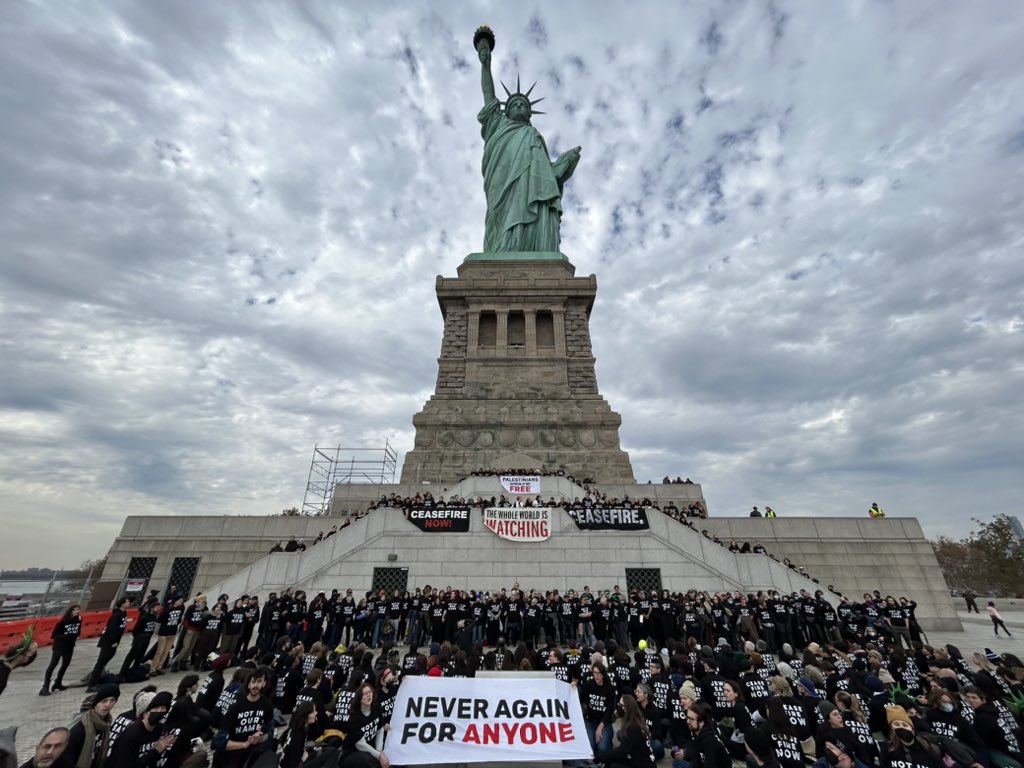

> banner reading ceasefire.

[
  {"left": 406, "top": 507, "right": 471, "bottom": 532},
  {"left": 483, "top": 507, "right": 551, "bottom": 541},
  {"left": 566, "top": 506, "right": 650, "bottom": 531},
  {"left": 387, "top": 676, "right": 591, "bottom": 764},
  {"left": 500, "top": 475, "right": 541, "bottom": 494}
]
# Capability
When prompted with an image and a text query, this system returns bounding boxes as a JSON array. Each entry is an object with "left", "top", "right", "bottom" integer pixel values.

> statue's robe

[{"left": 478, "top": 98, "right": 562, "bottom": 252}]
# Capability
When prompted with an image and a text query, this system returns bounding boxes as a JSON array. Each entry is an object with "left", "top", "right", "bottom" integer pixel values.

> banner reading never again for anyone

[
  {"left": 483, "top": 507, "right": 551, "bottom": 541},
  {"left": 566, "top": 506, "right": 650, "bottom": 531},
  {"left": 386, "top": 676, "right": 592, "bottom": 764},
  {"left": 406, "top": 507, "right": 471, "bottom": 532}
]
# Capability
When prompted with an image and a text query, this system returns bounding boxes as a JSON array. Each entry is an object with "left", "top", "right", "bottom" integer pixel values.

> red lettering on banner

[
  {"left": 458, "top": 720, "right": 575, "bottom": 746},
  {"left": 425, "top": 519, "right": 452, "bottom": 529},
  {"left": 510, "top": 485, "right": 530, "bottom": 493}
]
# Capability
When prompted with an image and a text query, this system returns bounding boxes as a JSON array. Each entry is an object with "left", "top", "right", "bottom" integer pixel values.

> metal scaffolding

[{"left": 301, "top": 441, "right": 398, "bottom": 516}]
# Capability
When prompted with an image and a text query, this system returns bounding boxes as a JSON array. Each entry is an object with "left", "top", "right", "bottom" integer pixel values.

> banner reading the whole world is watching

[{"left": 482, "top": 506, "right": 551, "bottom": 541}]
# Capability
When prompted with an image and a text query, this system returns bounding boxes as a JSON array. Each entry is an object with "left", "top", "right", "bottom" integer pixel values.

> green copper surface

[{"left": 475, "top": 27, "right": 581, "bottom": 255}]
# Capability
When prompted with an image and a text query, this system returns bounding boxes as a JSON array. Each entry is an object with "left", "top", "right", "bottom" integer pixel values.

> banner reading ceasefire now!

[
  {"left": 406, "top": 507, "right": 471, "bottom": 532},
  {"left": 386, "top": 676, "right": 591, "bottom": 764}
]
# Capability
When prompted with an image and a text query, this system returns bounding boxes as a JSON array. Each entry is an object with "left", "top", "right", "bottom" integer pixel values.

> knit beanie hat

[
  {"left": 797, "top": 676, "right": 820, "bottom": 699},
  {"left": 135, "top": 691, "right": 157, "bottom": 716},
  {"left": 865, "top": 675, "right": 885, "bottom": 692},
  {"left": 886, "top": 705, "right": 914, "bottom": 731},
  {"left": 679, "top": 680, "right": 699, "bottom": 702},
  {"left": 146, "top": 691, "right": 173, "bottom": 712},
  {"left": 93, "top": 683, "right": 120, "bottom": 705}
]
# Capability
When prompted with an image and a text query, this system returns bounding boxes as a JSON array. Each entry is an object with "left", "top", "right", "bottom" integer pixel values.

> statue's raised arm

[
  {"left": 472, "top": 26, "right": 581, "bottom": 255},
  {"left": 477, "top": 35, "right": 495, "bottom": 106}
]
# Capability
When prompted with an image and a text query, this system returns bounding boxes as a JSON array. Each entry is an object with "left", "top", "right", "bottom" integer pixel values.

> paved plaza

[{"left": 0, "top": 607, "right": 1020, "bottom": 764}]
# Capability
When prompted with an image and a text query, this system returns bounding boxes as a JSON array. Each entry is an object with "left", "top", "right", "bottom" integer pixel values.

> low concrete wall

[{"left": 699, "top": 518, "right": 959, "bottom": 630}]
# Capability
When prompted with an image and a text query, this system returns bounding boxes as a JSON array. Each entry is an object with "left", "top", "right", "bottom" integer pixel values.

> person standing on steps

[{"left": 40, "top": 604, "right": 81, "bottom": 696}]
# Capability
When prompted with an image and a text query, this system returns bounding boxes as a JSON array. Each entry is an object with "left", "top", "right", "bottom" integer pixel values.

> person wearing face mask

[
  {"left": 879, "top": 706, "right": 945, "bottom": 768},
  {"left": 923, "top": 688, "right": 985, "bottom": 759},
  {"left": 164, "top": 675, "right": 210, "bottom": 768},
  {"left": 106, "top": 691, "right": 176, "bottom": 768}
]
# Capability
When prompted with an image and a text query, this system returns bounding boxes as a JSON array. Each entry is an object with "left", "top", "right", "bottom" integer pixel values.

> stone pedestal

[{"left": 401, "top": 255, "right": 635, "bottom": 484}]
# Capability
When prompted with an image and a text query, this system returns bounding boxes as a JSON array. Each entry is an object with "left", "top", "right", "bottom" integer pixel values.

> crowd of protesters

[
  {"left": 365, "top": 490, "right": 707, "bottom": 521},
  {"left": 267, "top": 498, "right": 850, "bottom": 594},
  {"left": 464, "top": 466, "right": 596, "bottom": 485},
  {"left": 2, "top": 578, "right": 1021, "bottom": 768}
]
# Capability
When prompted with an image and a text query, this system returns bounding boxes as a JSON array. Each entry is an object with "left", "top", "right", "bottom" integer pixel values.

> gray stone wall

[{"left": 402, "top": 257, "right": 633, "bottom": 484}]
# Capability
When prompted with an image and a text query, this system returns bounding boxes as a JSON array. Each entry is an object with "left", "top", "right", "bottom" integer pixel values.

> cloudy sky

[{"left": 1, "top": 2, "right": 1022, "bottom": 570}]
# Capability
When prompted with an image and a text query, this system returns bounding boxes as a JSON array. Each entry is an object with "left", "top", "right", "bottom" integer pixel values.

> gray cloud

[{"left": 1, "top": 1, "right": 1022, "bottom": 566}]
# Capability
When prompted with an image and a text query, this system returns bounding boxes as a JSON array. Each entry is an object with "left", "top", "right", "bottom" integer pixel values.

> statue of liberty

[{"left": 474, "top": 26, "right": 581, "bottom": 253}]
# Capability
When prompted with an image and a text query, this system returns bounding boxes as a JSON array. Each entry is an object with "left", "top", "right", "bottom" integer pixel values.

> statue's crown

[{"left": 500, "top": 75, "right": 545, "bottom": 116}]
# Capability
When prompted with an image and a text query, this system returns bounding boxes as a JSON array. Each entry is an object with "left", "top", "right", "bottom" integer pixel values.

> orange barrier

[{"left": 0, "top": 609, "right": 138, "bottom": 651}]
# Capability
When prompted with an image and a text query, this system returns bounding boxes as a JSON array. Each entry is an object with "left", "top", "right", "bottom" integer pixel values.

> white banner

[
  {"left": 483, "top": 507, "right": 551, "bottom": 541},
  {"left": 386, "top": 676, "right": 591, "bottom": 764},
  {"left": 500, "top": 474, "right": 541, "bottom": 494}
]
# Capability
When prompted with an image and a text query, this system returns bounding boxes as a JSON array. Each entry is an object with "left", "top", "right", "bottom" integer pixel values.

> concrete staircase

[{"left": 203, "top": 503, "right": 833, "bottom": 603}]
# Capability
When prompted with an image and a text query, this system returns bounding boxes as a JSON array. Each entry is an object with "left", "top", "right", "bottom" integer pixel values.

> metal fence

[{"left": 0, "top": 569, "right": 99, "bottom": 620}]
